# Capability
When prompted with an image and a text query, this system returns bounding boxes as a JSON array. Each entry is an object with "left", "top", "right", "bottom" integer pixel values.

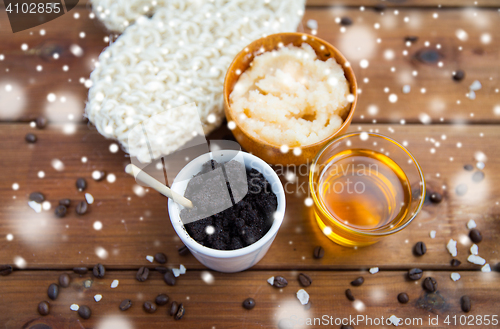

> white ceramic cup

[{"left": 168, "top": 150, "right": 286, "bottom": 273}]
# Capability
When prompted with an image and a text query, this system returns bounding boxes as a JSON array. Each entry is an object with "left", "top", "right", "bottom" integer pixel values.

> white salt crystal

[
  {"left": 111, "top": 280, "right": 119, "bottom": 288},
  {"left": 179, "top": 264, "right": 186, "bottom": 274},
  {"left": 306, "top": 19, "right": 318, "bottom": 30},
  {"left": 369, "top": 267, "right": 379, "bottom": 274},
  {"left": 481, "top": 264, "right": 491, "bottom": 272},
  {"left": 28, "top": 201, "right": 42, "bottom": 213},
  {"left": 296, "top": 289, "right": 309, "bottom": 305},
  {"left": 451, "top": 273, "right": 461, "bottom": 281},
  {"left": 146, "top": 255, "right": 154, "bottom": 263},
  {"left": 470, "top": 80, "right": 482, "bottom": 91},
  {"left": 467, "top": 219, "right": 477, "bottom": 229},
  {"left": 402, "top": 85, "right": 411, "bottom": 94},
  {"left": 70, "top": 304, "right": 79, "bottom": 311},
  {"left": 470, "top": 244, "right": 478, "bottom": 255},
  {"left": 172, "top": 268, "right": 181, "bottom": 277},
  {"left": 468, "top": 90, "right": 476, "bottom": 100},
  {"left": 447, "top": 239, "right": 457, "bottom": 257},
  {"left": 468, "top": 254, "right": 486, "bottom": 265},
  {"left": 430, "top": 230, "right": 436, "bottom": 238},
  {"left": 389, "top": 315, "right": 402, "bottom": 326},
  {"left": 267, "top": 276, "right": 275, "bottom": 286},
  {"left": 94, "top": 294, "right": 102, "bottom": 302},
  {"left": 85, "top": 193, "right": 94, "bottom": 204}
]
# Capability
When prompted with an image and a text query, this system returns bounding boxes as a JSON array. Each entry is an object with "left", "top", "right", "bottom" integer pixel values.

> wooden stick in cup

[{"left": 126, "top": 164, "right": 193, "bottom": 209}]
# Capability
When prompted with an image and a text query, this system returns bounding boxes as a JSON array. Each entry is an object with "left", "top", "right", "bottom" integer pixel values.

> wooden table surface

[{"left": 1, "top": 1, "right": 499, "bottom": 328}]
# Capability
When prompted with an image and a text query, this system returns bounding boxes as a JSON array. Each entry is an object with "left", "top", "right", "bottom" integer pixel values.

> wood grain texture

[
  {"left": 1, "top": 270, "right": 499, "bottom": 328},
  {"left": 1, "top": 123, "right": 498, "bottom": 270}
]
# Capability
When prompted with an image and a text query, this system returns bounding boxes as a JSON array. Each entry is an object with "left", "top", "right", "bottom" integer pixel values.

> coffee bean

[
  {"left": 340, "top": 16, "right": 353, "bottom": 26},
  {"left": 35, "top": 117, "right": 48, "bottom": 129},
  {"left": 155, "top": 266, "right": 168, "bottom": 273},
  {"left": 461, "top": 295, "right": 471, "bottom": 312},
  {"left": 451, "top": 259, "right": 461, "bottom": 267},
  {"left": 374, "top": 3, "right": 386, "bottom": 11},
  {"left": 169, "top": 301, "right": 179, "bottom": 316},
  {"left": 472, "top": 171, "right": 485, "bottom": 183},
  {"left": 350, "top": 277, "right": 364, "bottom": 287},
  {"left": 119, "top": 299, "right": 132, "bottom": 311},
  {"left": 164, "top": 271, "right": 176, "bottom": 286},
  {"left": 464, "top": 164, "right": 474, "bottom": 171},
  {"left": 178, "top": 245, "right": 190, "bottom": 256},
  {"left": 298, "top": 273, "right": 312, "bottom": 287},
  {"left": 408, "top": 268, "right": 423, "bottom": 280},
  {"left": 273, "top": 276, "right": 288, "bottom": 288},
  {"left": 405, "top": 36, "right": 419, "bottom": 43},
  {"left": 59, "top": 273, "right": 70, "bottom": 287},
  {"left": 453, "top": 70, "right": 465, "bottom": 81},
  {"left": 136, "top": 266, "right": 149, "bottom": 282},
  {"left": 29, "top": 192, "right": 45, "bottom": 203},
  {"left": 73, "top": 267, "right": 88, "bottom": 274},
  {"left": 155, "top": 294, "right": 169, "bottom": 306},
  {"left": 242, "top": 298, "right": 255, "bottom": 310},
  {"left": 47, "top": 283, "right": 59, "bottom": 300},
  {"left": 154, "top": 252, "right": 167, "bottom": 264},
  {"left": 398, "top": 292, "right": 409, "bottom": 304},
  {"left": 93, "top": 263, "right": 105, "bottom": 278},
  {"left": 76, "top": 178, "right": 87, "bottom": 191},
  {"left": 54, "top": 205, "right": 67, "bottom": 218},
  {"left": 469, "top": 229, "right": 482, "bottom": 243},
  {"left": 25, "top": 133, "right": 37, "bottom": 143},
  {"left": 38, "top": 301, "right": 50, "bottom": 315},
  {"left": 78, "top": 305, "right": 91, "bottom": 319},
  {"left": 429, "top": 192, "right": 442, "bottom": 204},
  {"left": 75, "top": 201, "right": 88, "bottom": 215},
  {"left": 175, "top": 303, "right": 185, "bottom": 320},
  {"left": 423, "top": 277, "right": 437, "bottom": 292},
  {"left": 345, "top": 289, "right": 355, "bottom": 301},
  {"left": 341, "top": 326, "right": 354, "bottom": 329},
  {"left": 143, "top": 301, "right": 157, "bottom": 313},
  {"left": 59, "top": 199, "right": 71, "bottom": 207},
  {"left": 313, "top": 246, "right": 324, "bottom": 259},
  {"left": 415, "top": 49, "right": 441, "bottom": 64},
  {"left": 414, "top": 242, "right": 427, "bottom": 256},
  {"left": 0, "top": 264, "right": 13, "bottom": 276}
]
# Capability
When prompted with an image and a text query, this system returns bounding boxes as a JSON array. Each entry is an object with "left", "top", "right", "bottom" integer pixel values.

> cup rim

[
  {"left": 309, "top": 132, "right": 426, "bottom": 236},
  {"left": 168, "top": 151, "right": 286, "bottom": 258}
]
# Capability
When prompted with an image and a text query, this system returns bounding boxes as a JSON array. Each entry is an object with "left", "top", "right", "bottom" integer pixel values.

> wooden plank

[
  {"left": 1, "top": 270, "right": 499, "bottom": 328},
  {"left": 0, "top": 123, "right": 498, "bottom": 270},
  {"left": 1, "top": 7, "right": 499, "bottom": 123}
]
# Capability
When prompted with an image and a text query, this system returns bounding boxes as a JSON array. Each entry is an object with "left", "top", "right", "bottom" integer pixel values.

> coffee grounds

[{"left": 181, "top": 160, "right": 277, "bottom": 250}]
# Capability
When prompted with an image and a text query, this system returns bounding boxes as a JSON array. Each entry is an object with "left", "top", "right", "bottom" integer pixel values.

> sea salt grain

[
  {"left": 70, "top": 304, "right": 79, "bottom": 311},
  {"left": 179, "top": 264, "right": 186, "bottom": 274},
  {"left": 467, "top": 219, "right": 477, "bottom": 229},
  {"left": 296, "top": 289, "right": 309, "bottom": 305},
  {"left": 85, "top": 193, "right": 94, "bottom": 204},
  {"left": 306, "top": 19, "right": 318, "bottom": 30},
  {"left": 172, "top": 268, "right": 181, "bottom": 277},
  {"left": 389, "top": 315, "right": 402, "bottom": 326},
  {"left": 451, "top": 273, "right": 461, "bottom": 281},
  {"left": 467, "top": 254, "right": 486, "bottom": 266},
  {"left": 470, "top": 244, "right": 478, "bottom": 255},
  {"left": 481, "top": 264, "right": 491, "bottom": 272},
  {"left": 146, "top": 255, "right": 154, "bottom": 263},
  {"left": 469, "top": 80, "right": 482, "bottom": 91},
  {"left": 267, "top": 276, "right": 275, "bottom": 286},
  {"left": 369, "top": 267, "right": 379, "bottom": 274},
  {"left": 28, "top": 201, "right": 42, "bottom": 213},
  {"left": 430, "top": 230, "right": 436, "bottom": 238},
  {"left": 94, "top": 294, "right": 102, "bottom": 302},
  {"left": 447, "top": 239, "right": 457, "bottom": 257},
  {"left": 111, "top": 280, "right": 119, "bottom": 288}
]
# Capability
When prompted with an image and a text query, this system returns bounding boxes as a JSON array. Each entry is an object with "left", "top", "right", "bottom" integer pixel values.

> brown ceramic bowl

[{"left": 223, "top": 32, "right": 358, "bottom": 165}]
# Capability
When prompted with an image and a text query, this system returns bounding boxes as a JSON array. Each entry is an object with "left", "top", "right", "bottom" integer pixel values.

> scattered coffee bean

[
  {"left": 73, "top": 267, "right": 88, "bottom": 275},
  {"left": 47, "top": 283, "right": 59, "bottom": 300},
  {"left": 408, "top": 268, "right": 423, "bottom": 280},
  {"left": 451, "top": 259, "right": 461, "bottom": 267},
  {"left": 273, "top": 276, "right": 288, "bottom": 288},
  {"left": 456, "top": 184, "right": 468, "bottom": 196},
  {"left": 453, "top": 70, "right": 465, "bottom": 81},
  {"left": 414, "top": 242, "right": 427, "bottom": 256},
  {"left": 0, "top": 264, "right": 13, "bottom": 276},
  {"left": 313, "top": 246, "right": 324, "bottom": 259},
  {"left": 75, "top": 201, "right": 88, "bottom": 215},
  {"left": 155, "top": 294, "right": 169, "bottom": 306},
  {"left": 93, "top": 263, "right": 105, "bottom": 278},
  {"left": 472, "top": 171, "right": 485, "bottom": 183},
  {"left": 155, "top": 266, "right": 168, "bottom": 273},
  {"left": 58, "top": 273, "right": 70, "bottom": 287},
  {"left": 298, "top": 273, "right": 312, "bottom": 287},
  {"left": 243, "top": 298, "right": 255, "bottom": 310},
  {"left": 429, "top": 192, "right": 442, "bottom": 204},
  {"left": 35, "top": 117, "right": 48, "bottom": 129},
  {"left": 136, "top": 266, "right": 149, "bottom": 282},
  {"left": 143, "top": 301, "right": 157, "bottom": 313},
  {"left": 78, "top": 305, "right": 91, "bottom": 319},
  {"left": 374, "top": 3, "right": 386, "bottom": 11},
  {"left": 59, "top": 199, "right": 71, "bottom": 207},
  {"left": 345, "top": 289, "right": 355, "bottom": 301},
  {"left": 405, "top": 36, "right": 419, "bottom": 43},
  {"left": 351, "top": 277, "right": 364, "bottom": 287},
  {"left": 29, "top": 192, "right": 45, "bottom": 203},
  {"left": 178, "top": 245, "right": 190, "bottom": 256},
  {"left": 469, "top": 229, "right": 482, "bottom": 243},
  {"left": 54, "top": 205, "right": 67, "bottom": 218},
  {"left": 175, "top": 303, "right": 185, "bottom": 320},
  {"left": 423, "top": 277, "right": 437, "bottom": 292},
  {"left": 119, "top": 299, "right": 132, "bottom": 311},
  {"left": 415, "top": 49, "right": 441, "bottom": 64},
  {"left": 460, "top": 295, "right": 471, "bottom": 312},
  {"left": 341, "top": 326, "right": 354, "bottom": 329},
  {"left": 76, "top": 178, "right": 87, "bottom": 191},
  {"left": 164, "top": 271, "right": 176, "bottom": 286},
  {"left": 398, "top": 292, "right": 409, "bottom": 304},
  {"left": 38, "top": 301, "right": 50, "bottom": 315},
  {"left": 25, "top": 133, "right": 37, "bottom": 143},
  {"left": 464, "top": 164, "right": 474, "bottom": 171},
  {"left": 154, "top": 252, "right": 167, "bottom": 264},
  {"left": 169, "top": 301, "right": 179, "bottom": 316},
  {"left": 340, "top": 16, "right": 353, "bottom": 26}
]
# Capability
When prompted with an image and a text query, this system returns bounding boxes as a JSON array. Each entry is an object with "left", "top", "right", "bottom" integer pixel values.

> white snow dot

[
  {"left": 456, "top": 142, "right": 462, "bottom": 148},
  {"left": 107, "top": 174, "right": 116, "bottom": 183},
  {"left": 323, "top": 226, "right": 332, "bottom": 235},
  {"left": 6, "top": 234, "right": 14, "bottom": 241},
  {"left": 227, "top": 121, "right": 236, "bottom": 130},
  {"left": 347, "top": 94, "right": 355, "bottom": 103},
  {"left": 21, "top": 44, "right": 28, "bottom": 51},
  {"left": 40, "top": 29, "right": 46, "bottom": 35},
  {"left": 74, "top": 13, "right": 80, "bottom": 19},
  {"left": 42, "top": 201, "right": 51, "bottom": 211},
  {"left": 480, "top": 33, "right": 491, "bottom": 44},
  {"left": 293, "top": 147, "right": 302, "bottom": 156},
  {"left": 109, "top": 143, "right": 119, "bottom": 153},
  {"left": 62, "top": 65, "right": 69, "bottom": 71},
  {"left": 206, "top": 225, "right": 215, "bottom": 235},
  {"left": 201, "top": 271, "right": 215, "bottom": 284},
  {"left": 12, "top": 183, "right": 19, "bottom": 190},
  {"left": 95, "top": 246, "right": 108, "bottom": 259},
  {"left": 14, "top": 256, "right": 27, "bottom": 268},
  {"left": 79, "top": 32, "right": 86, "bottom": 38},
  {"left": 207, "top": 114, "right": 216, "bottom": 124},
  {"left": 81, "top": 157, "right": 87, "bottom": 163},
  {"left": 47, "top": 93, "right": 56, "bottom": 102},
  {"left": 38, "top": 171, "right": 45, "bottom": 178},
  {"left": 359, "top": 59, "right": 369, "bottom": 69},
  {"left": 304, "top": 197, "right": 313, "bottom": 207},
  {"left": 51, "top": 159, "right": 65, "bottom": 171},
  {"left": 93, "top": 221, "right": 102, "bottom": 231},
  {"left": 70, "top": 44, "right": 84, "bottom": 57},
  {"left": 36, "top": 65, "right": 43, "bottom": 72},
  {"left": 280, "top": 145, "right": 289, "bottom": 153},
  {"left": 388, "top": 94, "right": 398, "bottom": 103},
  {"left": 360, "top": 132, "right": 369, "bottom": 141}
]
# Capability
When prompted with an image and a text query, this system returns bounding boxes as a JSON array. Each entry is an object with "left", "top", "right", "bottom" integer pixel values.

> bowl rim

[
  {"left": 223, "top": 31, "right": 358, "bottom": 151},
  {"left": 309, "top": 132, "right": 426, "bottom": 236},
  {"left": 168, "top": 151, "right": 286, "bottom": 258}
]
